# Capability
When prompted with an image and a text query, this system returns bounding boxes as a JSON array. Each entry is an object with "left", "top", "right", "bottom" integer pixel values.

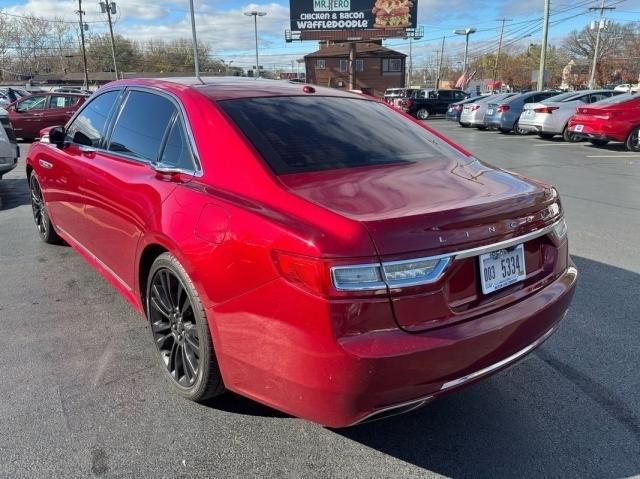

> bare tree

[{"left": 563, "top": 21, "right": 633, "bottom": 86}]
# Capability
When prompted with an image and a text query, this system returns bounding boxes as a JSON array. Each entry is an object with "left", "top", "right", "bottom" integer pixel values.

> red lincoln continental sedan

[{"left": 26, "top": 78, "right": 576, "bottom": 427}]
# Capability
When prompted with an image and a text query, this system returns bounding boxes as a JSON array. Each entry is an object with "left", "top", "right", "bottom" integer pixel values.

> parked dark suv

[{"left": 401, "top": 89, "right": 468, "bottom": 120}]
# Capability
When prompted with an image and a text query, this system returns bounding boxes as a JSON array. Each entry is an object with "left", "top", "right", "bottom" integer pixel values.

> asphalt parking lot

[{"left": 0, "top": 124, "right": 638, "bottom": 479}]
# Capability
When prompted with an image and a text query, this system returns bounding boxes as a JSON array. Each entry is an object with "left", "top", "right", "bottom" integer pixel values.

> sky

[{"left": 0, "top": 0, "right": 639, "bottom": 71}]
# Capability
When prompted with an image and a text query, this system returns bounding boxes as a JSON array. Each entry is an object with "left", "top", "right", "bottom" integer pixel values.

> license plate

[
  {"left": 479, "top": 244, "right": 526, "bottom": 294},
  {"left": 487, "top": 108, "right": 494, "bottom": 115},
  {"left": 574, "top": 124, "right": 584, "bottom": 132}
]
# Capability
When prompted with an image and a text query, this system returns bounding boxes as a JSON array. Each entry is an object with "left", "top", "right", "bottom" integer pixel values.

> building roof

[{"left": 305, "top": 42, "right": 406, "bottom": 59}]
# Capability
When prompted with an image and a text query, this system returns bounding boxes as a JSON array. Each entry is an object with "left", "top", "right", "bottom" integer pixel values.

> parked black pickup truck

[{"left": 400, "top": 89, "right": 468, "bottom": 120}]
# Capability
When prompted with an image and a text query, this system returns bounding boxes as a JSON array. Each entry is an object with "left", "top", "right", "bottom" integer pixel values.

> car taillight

[
  {"left": 497, "top": 104, "right": 510, "bottom": 112},
  {"left": 534, "top": 106, "right": 559, "bottom": 114},
  {"left": 470, "top": 105, "right": 480, "bottom": 111},
  {"left": 273, "top": 251, "right": 452, "bottom": 295},
  {"left": 332, "top": 257, "right": 451, "bottom": 291},
  {"left": 549, "top": 218, "right": 568, "bottom": 244}
]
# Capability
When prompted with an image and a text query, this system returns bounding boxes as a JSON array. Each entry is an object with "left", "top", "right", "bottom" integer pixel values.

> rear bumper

[
  {"left": 214, "top": 263, "right": 577, "bottom": 428},
  {"left": 0, "top": 155, "right": 18, "bottom": 175}
]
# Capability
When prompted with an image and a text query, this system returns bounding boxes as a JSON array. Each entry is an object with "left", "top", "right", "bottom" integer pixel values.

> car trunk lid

[{"left": 279, "top": 159, "right": 562, "bottom": 332}]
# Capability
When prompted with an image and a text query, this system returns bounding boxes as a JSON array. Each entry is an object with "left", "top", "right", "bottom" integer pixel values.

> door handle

[
  {"left": 39, "top": 159, "right": 53, "bottom": 169},
  {"left": 32, "top": 113, "right": 44, "bottom": 117}
]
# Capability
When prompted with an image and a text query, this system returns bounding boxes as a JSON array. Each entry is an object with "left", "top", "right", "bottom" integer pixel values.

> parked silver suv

[{"left": 0, "top": 107, "right": 19, "bottom": 179}]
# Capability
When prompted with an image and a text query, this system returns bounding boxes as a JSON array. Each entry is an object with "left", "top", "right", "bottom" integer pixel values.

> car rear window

[
  {"left": 220, "top": 96, "right": 466, "bottom": 174},
  {"left": 593, "top": 92, "right": 638, "bottom": 105}
]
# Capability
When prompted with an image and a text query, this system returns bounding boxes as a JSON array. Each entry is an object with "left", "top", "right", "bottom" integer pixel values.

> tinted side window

[
  {"left": 108, "top": 91, "right": 176, "bottom": 161},
  {"left": 438, "top": 91, "right": 453, "bottom": 100},
  {"left": 18, "top": 96, "right": 47, "bottom": 111},
  {"left": 160, "top": 116, "right": 196, "bottom": 170},
  {"left": 50, "top": 95, "right": 79, "bottom": 108},
  {"left": 589, "top": 93, "right": 608, "bottom": 103},
  {"left": 66, "top": 90, "right": 120, "bottom": 147}
]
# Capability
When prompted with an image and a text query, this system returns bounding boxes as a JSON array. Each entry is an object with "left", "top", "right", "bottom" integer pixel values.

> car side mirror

[
  {"left": 49, "top": 126, "right": 66, "bottom": 149},
  {"left": 73, "top": 131, "right": 93, "bottom": 147}
]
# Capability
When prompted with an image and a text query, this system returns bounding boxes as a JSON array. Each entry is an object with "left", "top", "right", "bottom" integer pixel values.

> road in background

[{"left": 0, "top": 129, "right": 638, "bottom": 478}]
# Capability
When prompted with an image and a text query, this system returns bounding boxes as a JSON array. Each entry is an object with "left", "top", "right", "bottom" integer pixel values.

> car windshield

[
  {"left": 593, "top": 91, "right": 638, "bottom": 105},
  {"left": 220, "top": 96, "right": 466, "bottom": 174}
]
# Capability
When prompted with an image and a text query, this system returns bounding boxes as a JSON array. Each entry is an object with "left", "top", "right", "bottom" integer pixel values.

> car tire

[
  {"left": 29, "top": 174, "right": 63, "bottom": 245},
  {"left": 416, "top": 109, "right": 430, "bottom": 120},
  {"left": 562, "top": 126, "right": 581, "bottom": 143},
  {"left": 459, "top": 122, "right": 469, "bottom": 128},
  {"left": 499, "top": 127, "right": 511, "bottom": 134},
  {"left": 538, "top": 133, "right": 555, "bottom": 140},
  {"left": 146, "top": 252, "right": 225, "bottom": 402},
  {"left": 513, "top": 121, "right": 527, "bottom": 135},
  {"left": 624, "top": 127, "right": 640, "bottom": 152},
  {"left": 589, "top": 139, "right": 609, "bottom": 147}
]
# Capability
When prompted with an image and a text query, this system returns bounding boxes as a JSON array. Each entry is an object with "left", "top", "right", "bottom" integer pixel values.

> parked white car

[
  {"left": 518, "top": 90, "right": 622, "bottom": 141},
  {"left": 614, "top": 84, "right": 632, "bottom": 92},
  {"left": 0, "top": 107, "right": 19, "bottom": 179},
  {"left": 459, "top": 93, "right": 516, "bottom": 128}
]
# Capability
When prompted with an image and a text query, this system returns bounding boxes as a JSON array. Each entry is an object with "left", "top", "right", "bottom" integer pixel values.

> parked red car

[
  {"left": 568, "top": 91, "right": 640, "bottom": 150},
  {"left": 7, "top": 92, "right": 87, "bottom": 140},
  {"left": 26, "top": 78, "right": 576, "bottom": 427}
]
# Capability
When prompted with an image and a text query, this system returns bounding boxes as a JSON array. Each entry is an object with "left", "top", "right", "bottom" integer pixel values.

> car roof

[{"left": 106, "top": 77, "right": 365, "bottom": 102}]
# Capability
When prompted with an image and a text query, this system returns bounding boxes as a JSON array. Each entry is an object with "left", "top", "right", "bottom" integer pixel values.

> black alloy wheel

[
  {"left": 147, "top": 253, "right": 224, "bottom": 400},
  {"left": 562, "top": 126, "right": 581, "bottom": 143},
  {"left": 625, "top": 127, "right": 640, "bottom": 152},
  {"left": 30, "top": 174, "right": 62, "bottom": 244}
]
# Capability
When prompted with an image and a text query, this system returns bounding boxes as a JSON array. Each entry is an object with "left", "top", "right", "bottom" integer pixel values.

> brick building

[{"left": 304, "top": 41, "right": 406, "bottom": 97}]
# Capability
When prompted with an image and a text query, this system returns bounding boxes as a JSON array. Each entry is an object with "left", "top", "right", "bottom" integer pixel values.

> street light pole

[
  {"left": 244, "top": 11, "right": 267, "bottom": 77},
  {"left": 188, "top": 0, "right": 200, "bottom": 80},
  {"left": 454, "top": 28, "right": 476, "bottom": 73},
  {"left": 99, "top": 0, "right": 119, "bottom": 79}
]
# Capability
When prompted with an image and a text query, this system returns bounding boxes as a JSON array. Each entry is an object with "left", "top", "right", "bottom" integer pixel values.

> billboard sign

[{"left": 290, "top": 0, "right": 418, "bottom": 32}]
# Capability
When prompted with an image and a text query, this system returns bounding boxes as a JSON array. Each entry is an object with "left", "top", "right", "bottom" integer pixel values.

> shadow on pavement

[
  {"left": 335, "top": 256, "right": 640, "bottom": 478},
  {"left": 0, "top": 177, "right": 29, "bottom": 210},
  {"left": 202, "top": 391, "right": 291, "bottom": 419}
]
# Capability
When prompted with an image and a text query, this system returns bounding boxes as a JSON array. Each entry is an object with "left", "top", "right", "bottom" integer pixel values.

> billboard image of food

[
  {"left": 290, "top": 0, "right": 418, "bottom": 32},
  {"left": 372, "top": 0, "right": 414, "bottom": 28}
]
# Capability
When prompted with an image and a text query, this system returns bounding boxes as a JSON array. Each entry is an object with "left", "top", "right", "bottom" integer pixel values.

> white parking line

[
  {"left": 585, "top": 154, "right": 640, "bottom": 158},
  {"left": 532, "top": 143, "right": 576, "bottom": 147}
]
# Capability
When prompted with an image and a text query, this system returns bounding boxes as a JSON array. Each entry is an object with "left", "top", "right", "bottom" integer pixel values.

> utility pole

[
  {"left": 538, "top": 0, "right": 550, "bottom": 90},
  {"left": 492, "top": 18, "right": 509, "bottom": 92},
  {"left": 407, "top": 35, "right": 413, "bottom": 87},
  {"left": 349, "top": 42, "right": 357, "bottom": 90},
  {"left": 76, "top": 0, "right": 89, "bottom": 89},
  {"left": 436, "top": 36, "right": 445, "bottom": 89},
  {"left": 99, "top": 0, "right": 119, "bottom": 79},
  {"left": 588, "top": 0, "right": 615, "bottom": 88}
]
